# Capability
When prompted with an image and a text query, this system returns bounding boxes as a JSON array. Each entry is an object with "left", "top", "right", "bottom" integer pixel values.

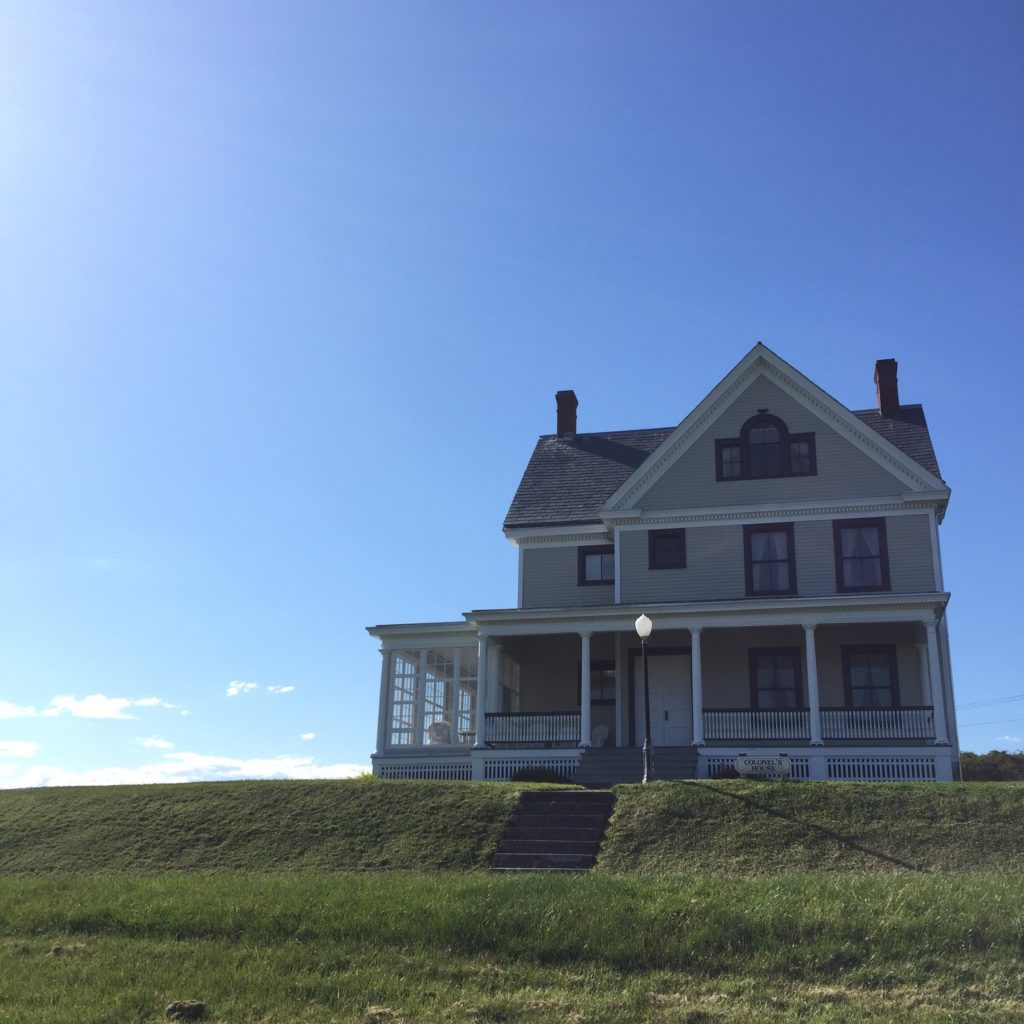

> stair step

[
  {"left": 510, "top": 812, "right": 608, "bottom": 828},
  {"left": 519, "top": 789, "right": 612, "bottom": 803},
  {"left": 492, "top": 852, "right": 596, "bottom": 870},
  {"left": 502, "top": 826, "right": 603, "bottom": 842},
  {"left": 497, "top": 839, "right": 600, "bottom": 855}
]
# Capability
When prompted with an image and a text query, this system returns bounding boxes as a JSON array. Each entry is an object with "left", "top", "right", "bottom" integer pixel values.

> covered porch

[{"left": 369, "top": 593, "right": 954, "bottom": 781}]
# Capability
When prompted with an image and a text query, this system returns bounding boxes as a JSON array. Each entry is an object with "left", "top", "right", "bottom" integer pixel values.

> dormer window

[{"left": 715, "top": 413, "right": 816, "bottom": 481}]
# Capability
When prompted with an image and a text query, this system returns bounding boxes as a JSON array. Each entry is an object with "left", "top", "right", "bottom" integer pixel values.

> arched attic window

[{"left": 715, "top": 412, "right": 816, "bottom": 481}]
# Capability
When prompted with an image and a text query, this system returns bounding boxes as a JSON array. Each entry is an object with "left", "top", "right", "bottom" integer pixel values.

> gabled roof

[
  {"left": 504, "top": 428, "right": 674, "bottom": 529},
  {"left": 504, "top": 345, "right": 945, "bottom": 530},
  {"left": 850, "top": 405, "right": 940, "bottom": 479}
]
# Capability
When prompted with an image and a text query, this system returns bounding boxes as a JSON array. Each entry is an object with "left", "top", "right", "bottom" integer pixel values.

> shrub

[{"left": 960, "top": 750, "right": 1024, "bottom": 781}]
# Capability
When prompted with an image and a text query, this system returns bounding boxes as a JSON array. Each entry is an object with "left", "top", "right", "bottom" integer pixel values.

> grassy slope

[
  {"left": 3, "top": 777, "right": 1023, "bottom": 877},
  {"left": 2, "top": 872, "right": 1023, "bottom": 1023},
  {"left": 0, "top": 779, "right": 521, "bottom": 874},
  {"left": 599, "top": 779, "right": 1024, "bottom": 875}
]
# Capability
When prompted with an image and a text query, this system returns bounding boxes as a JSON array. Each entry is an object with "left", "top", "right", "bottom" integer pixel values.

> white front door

[{"left": 634, "top": 653, "right": 692, "bottom": 746}]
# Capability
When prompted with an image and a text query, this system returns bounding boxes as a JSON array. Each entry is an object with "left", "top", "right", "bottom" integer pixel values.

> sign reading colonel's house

[{"left": 735, "top": 755, "right": 792, "bottom": 780}]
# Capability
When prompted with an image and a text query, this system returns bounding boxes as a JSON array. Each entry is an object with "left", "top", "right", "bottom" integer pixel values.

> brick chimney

[
  {"left": 874, "top": 359, "right": 900, "bottom": 417},
  {"left": 555, "top": 390, "right": 578, "bottom": 436}
]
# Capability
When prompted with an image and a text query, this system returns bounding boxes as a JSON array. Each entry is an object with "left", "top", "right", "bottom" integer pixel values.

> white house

[{"left": 368, "top": 344, "right": 958, "bottom": 782}]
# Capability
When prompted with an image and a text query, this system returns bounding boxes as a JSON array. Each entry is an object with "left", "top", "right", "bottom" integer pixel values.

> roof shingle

[{"left": 504, "top": 406, "right": 941, "bottom": 529}]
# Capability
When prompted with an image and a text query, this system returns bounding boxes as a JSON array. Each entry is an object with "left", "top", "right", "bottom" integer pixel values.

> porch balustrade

[
  {"left": 703, "top": 708, "right": 809, "bottom": 741},
  {"left": 821, "top": 706, "right": 934, "bottom": 740},
  {"left": 484, "top": 711, "right": 580, "bottom": 746}
]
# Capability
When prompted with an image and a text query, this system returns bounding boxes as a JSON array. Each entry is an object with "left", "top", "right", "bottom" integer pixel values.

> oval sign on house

[{"left": 734, "top": 755, "right": 791, "bottom": 778}]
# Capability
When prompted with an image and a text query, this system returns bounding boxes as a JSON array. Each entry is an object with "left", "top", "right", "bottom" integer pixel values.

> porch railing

[
  {"left": 703, "top": 709, "right": 809, "bottom": 741},
  {"left": 822, "top": 706, "right": 934, "bottom": 740},
  {"left": 485, "top": 711, "right": 580, "bottom": 747}
]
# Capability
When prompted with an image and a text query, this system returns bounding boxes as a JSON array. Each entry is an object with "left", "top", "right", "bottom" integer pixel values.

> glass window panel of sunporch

[
  {"left": 840, "top": 526, "right": 882, "bottom": 587},
  {"left": 422, "top": 649, "right": 456, "bottom": 743},
  {"left": 751, "top": 530, "right": 789, "bottom": 591},
  {"left": 390, "top": 652, "right": 420, "bottom": 745},
  {"left": 456, "top": 646, "right": 478, "bottom": 743}
]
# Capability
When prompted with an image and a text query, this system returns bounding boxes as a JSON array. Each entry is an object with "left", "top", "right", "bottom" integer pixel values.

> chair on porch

[
  {"left": 591, "top": 724, "right": 610, "bottom": 748},
  {"left": 427, "top": 721, "right": 452, "bottom": 744}
]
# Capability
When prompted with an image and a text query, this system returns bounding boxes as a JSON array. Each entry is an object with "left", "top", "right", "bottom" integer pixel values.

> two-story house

[{"left": 368, "top": 344, "right": 958, "bottom": 782}]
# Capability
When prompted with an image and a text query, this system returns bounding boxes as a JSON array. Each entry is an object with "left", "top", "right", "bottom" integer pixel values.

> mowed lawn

[{"left": 1, "top": 779, "right": 1023, "bottom": 1023}]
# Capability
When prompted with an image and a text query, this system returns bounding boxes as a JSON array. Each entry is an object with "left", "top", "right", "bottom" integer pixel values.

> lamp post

[{"left": 635, "top": 613, "right": 653, "bottom": 783}]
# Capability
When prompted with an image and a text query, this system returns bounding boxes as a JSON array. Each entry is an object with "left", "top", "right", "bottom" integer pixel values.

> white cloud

[
  {"left": 0, "top": 753, "right": 371, "bottom": 788},
  {"left": 0, "top": 701, "right": 37, "bottom": 720},
  {"left": 180, "top": 709, "right": 190, "bottom": 716},
  {"left": 226, "top": 681, "right": 259, "bottom": 697},
  {"left": 0, "top": 741, "right": 40, "bottom": 758},
  {"left": 138, "top": 737, "right": 174, "bottom": 750},
  {"left": 267, "top": 685, "right": 295, "bottom": 695},
  {"left": 42, "top": 694, "right": 179, "bottom": 720},
  {"left": 996, "top": 735, "right": 1022, "bottom": 745},
  {"left": 301, "top": 732, "right": 315, "bottom": 741}
]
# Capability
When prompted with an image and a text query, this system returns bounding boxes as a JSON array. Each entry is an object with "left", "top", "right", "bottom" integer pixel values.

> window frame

[
  {"left": 577, "top": 544, "right": 615, "bottom": 586},
  {"left": 744, "top": 522, "right": 797, "bottom": 597},
  {"left": 841, "top": 645, "right": 900, "bottom": 709},
  {"left": 748, "top": 647, "right": 804, "bottom": 710},
  {"left": 715, "top": 413, "right": 817, "bottom": 481},
  {"left": 648, "top": 528, "right": 687, "bottom": 570},
  {"left": 833, "top": 517, "right": 891, "bottom": 593}
]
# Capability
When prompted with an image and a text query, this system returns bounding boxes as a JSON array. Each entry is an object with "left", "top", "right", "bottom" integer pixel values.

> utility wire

[{"left": 956, "top": 693, "right": 1024, "bottom": 710}]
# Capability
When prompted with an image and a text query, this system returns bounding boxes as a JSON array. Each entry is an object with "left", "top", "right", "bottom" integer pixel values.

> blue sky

[{"left": 1, "top": 1, "right": 1022, "bottom": 786}]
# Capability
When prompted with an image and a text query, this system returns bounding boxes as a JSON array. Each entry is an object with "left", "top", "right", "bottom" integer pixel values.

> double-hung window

[
  {"left": 749, "top": 648, "right": 803, "bottom": 709},
  {"left": 843, "top": 646, "right": 899, "bottom": 707},
  {"left": 833, "top": 518, "right": 890, "bottom": 592},
  {"left": 744, "top": 523, "right": 797, "bottom": 596},
  {"left": 578, "top": 544, "right": 614, "bottom": 585}
]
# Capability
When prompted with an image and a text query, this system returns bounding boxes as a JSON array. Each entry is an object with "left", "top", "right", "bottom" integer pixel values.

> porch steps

[
  {"left": 491, "top": 790, "right": 615, "bottom": 872},
  {"left": 574, "top": 745, "right": 699, "bottom": 786}
]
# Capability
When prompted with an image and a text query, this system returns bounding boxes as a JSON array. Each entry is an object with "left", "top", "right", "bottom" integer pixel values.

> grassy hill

[
  {"left": 2, "top": 777, "right": 1023, "bottom": 876},
  {"left": 3, "top": 779, "right": 1024, "bottom": 1023}
]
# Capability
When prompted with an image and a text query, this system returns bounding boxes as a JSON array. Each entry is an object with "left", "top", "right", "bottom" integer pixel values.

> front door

[{"left": 633, "top": 653, "right": 692, "bottom": 746}]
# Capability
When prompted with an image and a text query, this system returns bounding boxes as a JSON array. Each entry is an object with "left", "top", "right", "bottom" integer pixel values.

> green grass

[
  {"left": 599, "top": 779, "right": 1024, "bottom": 875},
  {"left": 3, "top": 779, "right": 1024, "bottom": 1022},
  {"left": 3, "top": 777, "right": 1022, "bottom": 877},
  {"left": 1, "top": 871, "right": 1022, "bottom": 1022},
  {"left": 0, "top": 779, "right": 522, "bottom": 874}
]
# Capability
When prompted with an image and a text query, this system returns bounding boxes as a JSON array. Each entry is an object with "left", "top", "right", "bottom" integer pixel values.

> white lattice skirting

[{"left": 375, "top": 760, "right": 473, "bottom": 781}]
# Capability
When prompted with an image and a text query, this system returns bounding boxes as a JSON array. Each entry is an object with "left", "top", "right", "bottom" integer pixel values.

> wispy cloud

[
  {"left": 0, "top": 701, "right": 36, "bottom": 720},
  {"left": 267, "top": 685, "right": 295, "bottom": 695},
  {"left": 0, "top": 753, "right": 370, "bottom": 788},
  {"left": 138, "top": 737, "right": 174, "bottom": 750},
  {"left": 42, "top": 695, "right": 177, "bottom": 720},
  {"left": 996, "top": 735, "right": 1022, "bottom": 745},
  {"left": 301, "top": 732, "right": 315, "bottom": 741},
  {"left": 226, "top": 681, "right": 259, "bottom": 697},
  {"left": 0, "top": 741, "right": 40, "bottom": 758}
]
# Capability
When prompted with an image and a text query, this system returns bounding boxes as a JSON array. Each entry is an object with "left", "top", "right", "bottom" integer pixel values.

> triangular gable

[{"left": 603, "top": 343, "right": 948, "bottom": 513}]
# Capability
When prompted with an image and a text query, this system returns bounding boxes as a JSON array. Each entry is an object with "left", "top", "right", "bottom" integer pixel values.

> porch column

[
  {"left": 916, "top": 643, "right": 932, "bottom": 705},
  {"left": 375, "top": 650, "right": 391, "bottom": 754},
  {"left": 474, "top": 633, "right": 490, "bottom": 748},
  {"left": 580, "top": 630, "right": 592, "bottom": 747},
  {"left": 925, "top": 621, "right": 950, "bottom": 744},
  {"left": 690, "top": 626, "right": 704, "bottom": 746},
  {"left": 804, "top": 624, "right": 823, "bottom": 745}
]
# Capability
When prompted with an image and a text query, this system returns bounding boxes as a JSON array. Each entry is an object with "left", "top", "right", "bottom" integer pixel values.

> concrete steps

[
  {"left": 491, "top": 790, "right": 614, "bottom": 872},
  {"left": 573, "top": 746, "right": 699, "bottom": 786}
]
